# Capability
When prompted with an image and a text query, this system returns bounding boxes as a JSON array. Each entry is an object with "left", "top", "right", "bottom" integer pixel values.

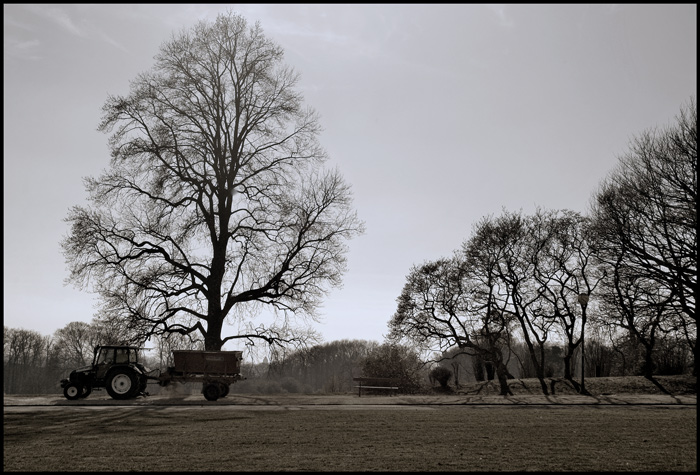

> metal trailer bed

[{"left": 158, "top": 350, "right": 244, "bottom": 400}]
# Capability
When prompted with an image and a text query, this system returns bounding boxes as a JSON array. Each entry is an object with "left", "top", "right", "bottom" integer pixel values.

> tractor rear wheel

[{"left": 106, "top": 370, "right": 138, "bottom": 400}]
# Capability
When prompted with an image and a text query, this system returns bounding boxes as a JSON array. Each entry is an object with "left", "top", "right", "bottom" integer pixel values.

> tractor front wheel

[
  {"left": 63, "top": 383, "right": 81, "bottom": 400},
  {"left": 79, "top": 385, "right": 92, "bottom": 399}
]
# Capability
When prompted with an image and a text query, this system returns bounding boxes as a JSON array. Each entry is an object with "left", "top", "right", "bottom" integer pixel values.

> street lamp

[{"left": 577, "top": 293, "right": 589, "bottom": 394}]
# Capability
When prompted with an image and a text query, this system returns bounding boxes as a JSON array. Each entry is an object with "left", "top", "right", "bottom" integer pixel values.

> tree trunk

[
  {"left": 562, "top": 352, "right": 581, "bottom": 392},
  {"left": 520, "top": 331, "right": 550, "bottom": 395},
  {"left": 642, "top": 343, "right": 655, "bottom": 379},
  {"left": 563, "top": 353, "right": 572, "bottom": 380},
  {"left": 563, "top": 341, "right": 577, "bottom": 380},
  {"left": 204, "top": 318, "right": 224, "bottom": 351},
  {"left": 495, "top": 362, "right": 513, "bottom": 396},
  {"left": 485, "top": 361, "right": 495, "bottom": 381}
]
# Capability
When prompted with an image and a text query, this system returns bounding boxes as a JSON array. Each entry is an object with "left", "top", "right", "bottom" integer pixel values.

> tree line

[
  {"left": 388, "top": 97, "right": 696, "bottom": 395},
  {"left": 3, "top": 323, "right": 419, "bottom": 395},
  {"left": 4, "top": 319, "right": 692, "bottom": 395}
]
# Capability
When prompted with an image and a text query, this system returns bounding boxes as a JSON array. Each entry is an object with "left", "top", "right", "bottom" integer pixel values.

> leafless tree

[
  {"left": 465, "top": 211, "right": 560, "bottom": 395},
  {"left": 590, "top": 97, "right": 696, "bottom": 376},
  {"left": 529, "top": 209, "right": 605, "bottom": 392},
  {"left": 3, "top": 327, "right": 52, "bottom": 393},
  {"left": 51, "top": 321, "right": 99, "bottom": 368},
  {"left": 388, "top": 256, "right": 515, "bottom": 396},
  {"left": 61, "top": 12, "right": 363, "bottom": 351},
  {"left": 47, "top": 318, "right": 136, "bottom": 377}
]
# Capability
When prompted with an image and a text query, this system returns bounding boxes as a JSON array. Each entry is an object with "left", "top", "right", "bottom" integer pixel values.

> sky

[{"left": 3, "top": 4, "right": 697, "bottom": 350}]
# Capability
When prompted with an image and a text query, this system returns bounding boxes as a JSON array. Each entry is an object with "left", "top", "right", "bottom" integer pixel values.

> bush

[
  {"left": 429, "top": 366, "right": 453, "bottom": 388},
  {"left": 360, "top": 343, "right": 427, "bottom": 394}
]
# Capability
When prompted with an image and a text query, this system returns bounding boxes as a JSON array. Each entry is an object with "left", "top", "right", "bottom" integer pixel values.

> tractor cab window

[
  {"left": 96, "top": 348, "right": 114, "bottom": 365},
  {"left": 115, "top": 348, "right": 128, "bottom": 364},
  {"left": 115, "top": 348, "right": 138, "bottom": 364}
]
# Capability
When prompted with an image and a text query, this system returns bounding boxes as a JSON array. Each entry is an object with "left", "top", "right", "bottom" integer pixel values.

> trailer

[
  {"left": 60, "top": 345, "right": 244, "bottom": 402},
  {"left": 158, "top": 350, "right": 244, "bottom": 401}
]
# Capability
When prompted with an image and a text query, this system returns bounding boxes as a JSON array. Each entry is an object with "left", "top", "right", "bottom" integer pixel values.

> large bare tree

[
  {"left": 465, "top": 211, "right": 558, "bottom": 395},
  {"left": 62, "top": 12, "right": 363, "bottom": 351},
  {"left": 590, "top": 97, "right": 696, "bottom": 376}
]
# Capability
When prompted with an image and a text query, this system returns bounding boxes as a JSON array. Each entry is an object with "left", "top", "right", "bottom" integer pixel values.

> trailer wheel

[
  {"left": 203, "top": 382, "right": 221, "bottom": 401},
  {"left": 218, "top": 382, "right": 230, "bottom": 398},
  {"left": 63, "top": 383, "right": 81, "bottom": 400},
  {"left": 106, "top": 370, "right": 138, "bottom": 400}
]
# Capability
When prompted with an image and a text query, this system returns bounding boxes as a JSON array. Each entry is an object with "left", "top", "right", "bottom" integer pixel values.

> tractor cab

[{"left": 93, "top": 346, "right": 142, "bottom": 380}]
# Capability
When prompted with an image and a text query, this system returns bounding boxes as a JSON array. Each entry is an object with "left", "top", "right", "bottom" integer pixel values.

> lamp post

[{"left": 577, "top": 293, "right": 589, "bottom": 394}]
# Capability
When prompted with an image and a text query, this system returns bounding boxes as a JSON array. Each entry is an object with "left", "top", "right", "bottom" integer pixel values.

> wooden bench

[{"left": 353, "top": 377, "right": 399, "bottom": 397}]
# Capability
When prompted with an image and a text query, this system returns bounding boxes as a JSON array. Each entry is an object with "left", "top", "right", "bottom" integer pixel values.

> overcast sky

[{"left": 4, "top": 4, "right": 697, "bottom": 349}]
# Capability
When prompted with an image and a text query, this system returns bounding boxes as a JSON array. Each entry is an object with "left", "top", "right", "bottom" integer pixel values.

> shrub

[
  {"left": 360, "top": 343, "right": 427, "bottom": 394},
  {"left": 429, "top": 366, "right": 453, "bottom": 388}
]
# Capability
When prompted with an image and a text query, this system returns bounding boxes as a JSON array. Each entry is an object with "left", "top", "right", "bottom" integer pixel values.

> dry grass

[
  {"left": 3, "top": 404, "right": 696, "bottom": 472},
  {"left": 451, "top": 374, "right": 697, "bottom": 396},
  {"left": 3, "top": 375, "right": 697, "bottom": 472}
]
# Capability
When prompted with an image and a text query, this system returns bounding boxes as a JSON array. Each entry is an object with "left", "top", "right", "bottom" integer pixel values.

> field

[{"left": 3, "top": 375, "right": 697, "bottom": 472}]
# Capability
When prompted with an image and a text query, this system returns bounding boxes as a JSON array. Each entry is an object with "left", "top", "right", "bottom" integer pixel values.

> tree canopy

[
  {"left": 590, "top": 97, "right": 696, "bottom": 376},
  {"left": 62, "top": 11, "right": 363, "bottom": 351}
]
